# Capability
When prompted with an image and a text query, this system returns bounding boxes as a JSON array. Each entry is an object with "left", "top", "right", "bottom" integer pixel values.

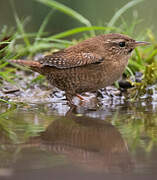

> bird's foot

[{"left": 65, "top": 104, "right": 77, "bottom": 116}]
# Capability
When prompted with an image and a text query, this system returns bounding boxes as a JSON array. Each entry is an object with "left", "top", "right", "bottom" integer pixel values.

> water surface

[{"left": 0, "top": 100, "right": 157, "bottom": 180}]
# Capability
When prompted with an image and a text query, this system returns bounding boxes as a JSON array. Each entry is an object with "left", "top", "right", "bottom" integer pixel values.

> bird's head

[{"left": 101, "top": 33, "right": 150, "bottom": 61}]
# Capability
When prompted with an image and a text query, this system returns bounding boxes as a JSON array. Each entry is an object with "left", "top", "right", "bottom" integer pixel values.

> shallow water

[{"left": 0, "top": 99, "right": 157, "bottom": 180}]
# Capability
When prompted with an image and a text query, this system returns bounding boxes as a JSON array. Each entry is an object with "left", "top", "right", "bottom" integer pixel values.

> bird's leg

[
  {"left": 66, "top": 93, "right": 75, "bottom": 107},
  {"left": 66, "top": 93, "right": 86, "bottom": 107},
  {"left": 76, "top": 94, "right": 85, "bottom": 101},
  {"left": 66, "top": 92, "right": 77, "bottom": 116},
  {"left": 65, "top": 93, "right": 77, "bottom": 116}
]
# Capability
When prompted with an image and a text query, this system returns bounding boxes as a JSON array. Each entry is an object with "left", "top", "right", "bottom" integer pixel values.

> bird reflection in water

[{"left": 28, "top": 115, "right": 133, "bottom": 173}]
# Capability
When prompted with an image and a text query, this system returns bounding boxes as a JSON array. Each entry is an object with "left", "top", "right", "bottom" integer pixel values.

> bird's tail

[{"left": 10, "top": 59, "right": 42, "bottom": 68}]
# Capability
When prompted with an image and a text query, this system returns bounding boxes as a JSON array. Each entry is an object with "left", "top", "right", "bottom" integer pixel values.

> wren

[{"left": 11, "top": 33, "right": 149, "bottom": 106}]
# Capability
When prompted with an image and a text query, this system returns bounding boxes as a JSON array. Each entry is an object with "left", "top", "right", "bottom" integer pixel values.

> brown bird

[{"left": 11, "top": 33, "right": 149, "bottom": 106}]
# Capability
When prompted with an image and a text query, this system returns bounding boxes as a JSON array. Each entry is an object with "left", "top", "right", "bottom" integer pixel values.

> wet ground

[
  {"left": 1, "top": 93, "right": 157, "bottom": 179},
  {"left": 0, "top": 69, "right": 157, "bottom": 179}
]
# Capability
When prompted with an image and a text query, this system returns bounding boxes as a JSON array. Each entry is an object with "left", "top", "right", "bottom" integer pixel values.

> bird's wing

[{"left": 39, "top": 51, "right": 104, "bottom": 69}]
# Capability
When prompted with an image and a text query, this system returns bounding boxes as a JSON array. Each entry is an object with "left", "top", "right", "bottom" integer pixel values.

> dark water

[{"left": 0, "top": 100, "right": 157, "bottom": 180}]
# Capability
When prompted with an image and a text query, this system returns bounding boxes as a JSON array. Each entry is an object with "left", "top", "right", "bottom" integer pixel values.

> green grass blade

[
  {"left": 35, "top": 10, "right": 54, "bottom": 44},
  {"left": 125, "top": 66, "right": 135, "bottom": 80},
  {"left": 40, "top": 38, "right": 74, "bottom": 45},
  {"left": 0, "top": 99, "right": 10, "bottom": 104},
  {"left": 15, "top": 32, "right": 47, "bottom": 39},
  {"left": 14, "top": 15, "right": 31, "bottom": 47},
  {"left": 49, "top": 26, "right": 115, "bottom": 39},
  {"left": 135, "top": 48, "right": 143, "bottom": 65},
  {"left": 108, "top": 0, "right": 144, "bottom": 28},
  {"left": 0, "top": 62, "right": 9, "bottom": 69},
  {"left": 146, "top": 49, "right": 157, "bottom": 63},
  {"left": 128, "top": 59, "right": 145, "bottom": 71},
  {"left": 0, "top": 41, "right": 10, "bottom": 45},
  {"left": 28, "top": 42, "right": 67, "bottom": 52},
  {"left": 10, "top": 0, "right": 31, "bottom": 47},
  {"left": 36, "top": 0, "right": 94, "bottom": 35},
  {"left": 36, "top": 0, "right": 91, "bottom": 26}
]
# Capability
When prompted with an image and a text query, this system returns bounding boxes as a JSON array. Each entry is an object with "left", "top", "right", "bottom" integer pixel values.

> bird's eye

[{"left": 119, "top": 41, "right": 126, "bottom": 47}]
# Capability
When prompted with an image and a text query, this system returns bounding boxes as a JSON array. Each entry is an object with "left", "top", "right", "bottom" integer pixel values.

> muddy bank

[{"left": 1, "top": 69, "right": 157, "bottom": 112}]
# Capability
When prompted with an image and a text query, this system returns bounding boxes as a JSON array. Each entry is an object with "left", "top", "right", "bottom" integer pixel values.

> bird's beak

[{"left": 134, "top": 41, "right": 151, "bottom": 47}]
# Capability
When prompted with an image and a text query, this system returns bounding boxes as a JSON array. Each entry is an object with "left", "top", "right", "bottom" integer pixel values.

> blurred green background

[{"left": 0, "top": 0, "right": 156, "bottom": 36}]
